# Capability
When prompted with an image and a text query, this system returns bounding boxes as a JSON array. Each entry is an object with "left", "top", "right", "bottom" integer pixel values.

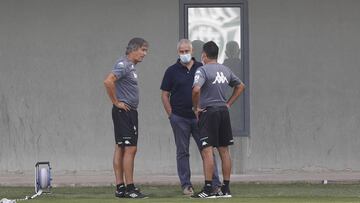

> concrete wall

[
  {"left": 1, "top": 0, "right": 359, "bottom": 177},
  {"left": 246, "top": 0, "right": 360, "bottom": 172},
  {"left": 0, "top": 0, "right": 181, "bottom": 174}
]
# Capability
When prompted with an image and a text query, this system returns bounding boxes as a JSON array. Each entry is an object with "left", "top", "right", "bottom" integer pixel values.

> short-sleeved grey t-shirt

[
  {"left": 193, "top": 63, "right": 243, "bottom": 108},
  {"left": 112, "top": 56, "right": 139, "bottom": 109}
]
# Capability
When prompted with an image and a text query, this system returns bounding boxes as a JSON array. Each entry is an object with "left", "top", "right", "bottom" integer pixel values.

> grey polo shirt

[
  {"left": 112, "top": 56, "right": 139, "bottom": 109},
  {"left": 193, "top": 63, "right": 243, "bottom": 109}
]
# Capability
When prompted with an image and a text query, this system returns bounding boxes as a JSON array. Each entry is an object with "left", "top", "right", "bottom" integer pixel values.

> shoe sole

[
  {"left": 115, "top": 193, "right": 125, "bottom": 198},
  {"left": 125, "top": 196, "right": 148, "bottom": 199},
  {"left": 217, "top": 194, "right": 232, "bottom": 198},
  {"left": 190, "top": 195, "right": 216, "bottom": 199}
]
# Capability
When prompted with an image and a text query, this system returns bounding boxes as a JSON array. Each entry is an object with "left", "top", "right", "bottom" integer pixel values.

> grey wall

[
  {"left": 0, "top": 0, "right": 181, "bottom": 174},
  {"left": 1, "top": 0, "right": 360, "bottom": 177},
  {"left": 246, "top": 0, "right": 360, "bottom": 172}
]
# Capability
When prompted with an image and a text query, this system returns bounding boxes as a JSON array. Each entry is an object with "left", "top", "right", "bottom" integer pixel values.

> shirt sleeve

[
  {"left": 228, "top": 70, "right": 242, "bottom": 87},
  {"left": 160, "top": 68, "right": 173, "bottom": 91},
  {"left": 112, "top": 61, "right": 127, "bottom": 79},
  {"left": 193, "top": 67, "right": 206, "bottom": 88}
]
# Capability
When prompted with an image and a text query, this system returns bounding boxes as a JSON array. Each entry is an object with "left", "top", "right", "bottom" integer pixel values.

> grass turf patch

[{"left": 1, "top": 183, "right": 360, "bottom": 203}]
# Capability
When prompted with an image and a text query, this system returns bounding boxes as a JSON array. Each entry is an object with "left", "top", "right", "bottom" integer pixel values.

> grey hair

[
  {"left": 126, "top": 37, "right": 148, "bottom": 55},
  {"left": 177, "top": 39, "right": 192, "bottom": 50}
]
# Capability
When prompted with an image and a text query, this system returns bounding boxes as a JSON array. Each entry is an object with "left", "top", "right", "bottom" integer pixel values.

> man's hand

[
  {"left": 161, "top": 91, "right": 172, "bottom": 117},
  {"left": 192, "top": 106, "right": 205, "bottom": 120},
  {"left": 226, "top": 83, "right": 245, "bottom": 108},
  {"left": 115, "top": 101, "right": 130, "bottom": 111},
  {"left": 192, "top": 86, "right": 202, "bottom": 120}
]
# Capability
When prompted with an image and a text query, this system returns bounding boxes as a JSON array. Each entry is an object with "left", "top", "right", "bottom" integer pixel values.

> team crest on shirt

[
  {"left": 194, "top": 75, "right": 200, "bottom": 83},
  {"left": 118, "top": 62, "right": 125, "bottom": 68}
]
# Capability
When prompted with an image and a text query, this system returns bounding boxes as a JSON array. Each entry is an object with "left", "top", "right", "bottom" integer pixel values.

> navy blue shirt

[{"left": 161, "top": 58, "right": 202, "bottom": 118}]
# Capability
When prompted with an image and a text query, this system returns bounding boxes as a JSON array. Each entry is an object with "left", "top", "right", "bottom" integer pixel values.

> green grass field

[{"left": 1, "top": 183, "right": 360, "bottom": 203}]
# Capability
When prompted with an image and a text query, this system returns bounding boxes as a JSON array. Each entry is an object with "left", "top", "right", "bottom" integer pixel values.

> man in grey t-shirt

[
  {"left": 191, "top": 41, "right": 245, "bottom": 198},
  {"left": 104, "top": 38, "right": 148, "bottom": 199}
]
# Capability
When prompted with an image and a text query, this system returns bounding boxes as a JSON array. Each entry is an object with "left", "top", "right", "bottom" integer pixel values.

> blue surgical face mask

[{"left": 179, "top": 53, "right": 192, "bottom": 64}]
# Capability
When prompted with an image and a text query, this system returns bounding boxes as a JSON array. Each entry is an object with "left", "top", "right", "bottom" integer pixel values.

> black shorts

[
  {"left": 198, "top": 106, "right": 234, "bottom": 149},
  {"left": 112, "top": 105, "right": 138, "bottom": 147}
]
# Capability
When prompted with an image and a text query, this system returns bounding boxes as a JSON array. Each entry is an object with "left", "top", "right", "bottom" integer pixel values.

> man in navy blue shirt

[{"left": 160, "top": 39, "right": 221, "bottom": 195}]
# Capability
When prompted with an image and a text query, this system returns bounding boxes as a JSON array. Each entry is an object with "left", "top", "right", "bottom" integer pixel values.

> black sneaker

[
  {"left": 124, "top": 189, "right": 148, "bottom": 199},
  {"left": 191, "top": 189, "right": 216, "bottom": 198},
  {"left": 115, "top": 189, "right": 126, "bottom": 198},
  {"left": 115, "top": 185, "right": 126, "bottom": 198},
  {"left": 134, "top": 186, "right": 140, "bottom": 192},
  {"left": 215, "top": 186, "right": 232, "bottom": 198}
]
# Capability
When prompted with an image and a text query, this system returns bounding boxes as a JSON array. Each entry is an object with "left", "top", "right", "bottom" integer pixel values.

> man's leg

[
  {"left": 123, "top": 146, "right": 137, "bottom": 185},
  {"left": 217, "top": 107, "right": 233, "bottom": 195},
  {"left": 192, "top": 119, "right": 221, "bottom": 189},
  {"left": 192, "top": 109, "right": 218, "bottom": 198},
  {"left": 113, "top": 144, "right": 126, "bottom": 197},
  {"left": 201, "top": 146, "right": 214, "bottom": 188},
  {"left": 211, "top": 159, "right": 222, "bottom": 190},
  {"left": 113, "top": 144, "right": 125, "bottom": 185},
  {"left": 169, "top": 114, "right": 192, "bottom": 191},
  {"left": 217, "top": 146, "right": 232, "bottom": 197},
  {"left": 191, "top": 146, "right": 215, "bottom": 198},
  {"left": 112, "top": 109, "right": 145, "bottom": 198},
  {"left": 217, "top": 146, "right": 231, "bottom": 181}
]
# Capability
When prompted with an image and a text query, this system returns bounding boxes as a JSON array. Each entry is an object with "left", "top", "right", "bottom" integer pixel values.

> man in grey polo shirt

[
  {"left": 192, "top": 41, "right": 245, "bottom": 198},
  {"left": 104, "top": 38, "right": 148, "bottom": 199}
]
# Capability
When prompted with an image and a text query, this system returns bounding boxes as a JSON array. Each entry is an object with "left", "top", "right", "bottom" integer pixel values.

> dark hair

[
  {"left": 202, "top": 41, "right": 218, "bottom": 59},
  {"left": 126, "top": 37, "right": 148, "bottom": 55}
]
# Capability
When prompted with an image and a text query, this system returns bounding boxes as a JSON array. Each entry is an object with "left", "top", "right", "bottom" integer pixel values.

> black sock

[
  {"left": 127, "top": 183, "right": 135, "bottom": 191},
  {"left": 223, "top": 180, "right": 230, "bottom": 190},
  {"left": 116, "top": 183, "right": 126, "bottom": 191},
  {"left": 204, "top": 180, "right": 212, "bottom": 192}
]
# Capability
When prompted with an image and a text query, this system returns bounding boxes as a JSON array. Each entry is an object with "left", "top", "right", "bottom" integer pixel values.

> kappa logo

[
  {"left": 125, "top": 140, "right": 131, "bottom": 145},
  {"left": 212, "top": 72, "right": 228, "bottom": 84}
]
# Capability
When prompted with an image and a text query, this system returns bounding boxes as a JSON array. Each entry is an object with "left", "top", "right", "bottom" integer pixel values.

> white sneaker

[{"left": 191, "top": 189, "right": 216, "bottom": 198}]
